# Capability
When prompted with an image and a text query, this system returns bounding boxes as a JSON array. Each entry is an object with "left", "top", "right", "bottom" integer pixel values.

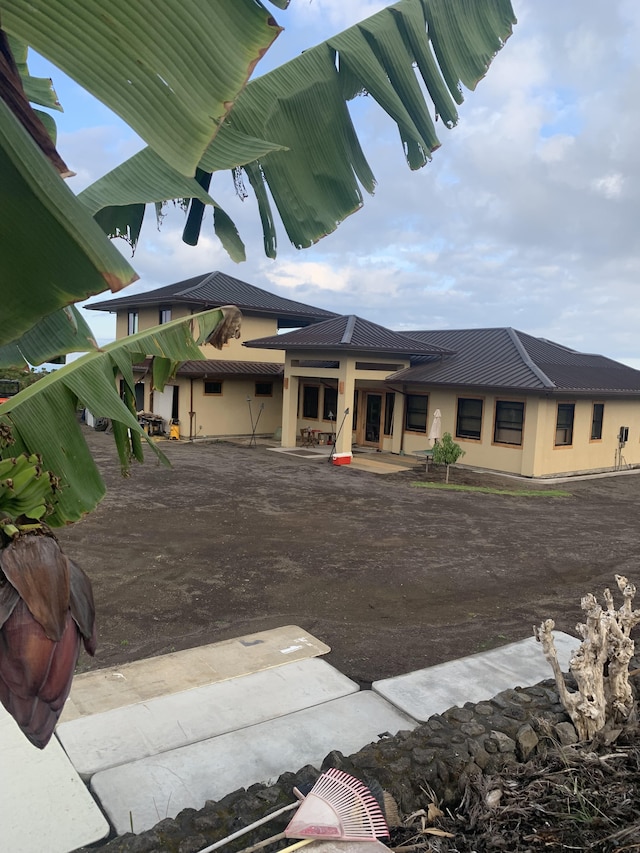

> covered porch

[{"left": 244, "top": 315, "right": 450, "bottom": 463}]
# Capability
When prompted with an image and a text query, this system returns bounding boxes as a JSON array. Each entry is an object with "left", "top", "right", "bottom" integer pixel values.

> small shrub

[{"left": 431, "top": 432, "right": 465, "bottom": 483}]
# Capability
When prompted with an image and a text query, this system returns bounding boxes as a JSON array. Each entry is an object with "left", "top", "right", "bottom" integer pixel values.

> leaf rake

[{"left": 283, "top": 768, "right": 390, "bottom": 848}]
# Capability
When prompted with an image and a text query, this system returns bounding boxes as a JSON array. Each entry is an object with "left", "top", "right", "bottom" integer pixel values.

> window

[
  {"left": 494, "top": 400, "right": 524, "bottom": 446},
  {"left": 456, "top": 398, "right": 483, "bottom": 440},
  {"left": 591, "top": 403, "right": 604, "bottom": 441},
  {"left": 302, "top": 385, "right": 319, "bottom": 419},
  {"left": 323, "top": 385, "right": 337, "bottom": 420},
  {"left": 127, "top": 311, "right": 138, "bottom": 335},
  {"left": 159, "top": 307, "right": 172, "bottom": 324},
  {"left": 384, "top": 393, "right": 395, "bottom": 436},
  {"left": 405, "top": 394, "right": 428, "bottom": 432},
  {"left": 255, "top": 382, "right": 273, "bottom": 397},
  {"left": 555, "top": 403, "right": 575, "bottom": 446},
  {"left": 204, "top": 381, "right": 223, "bottom": 395}
]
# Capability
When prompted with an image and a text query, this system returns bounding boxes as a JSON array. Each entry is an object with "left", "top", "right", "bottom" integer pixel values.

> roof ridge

[
  {"left": 340, "top": 316, "right": 357, "bottom": 344},
  {"left": 508, "top": 329, "right": 555, "bottom": 389}
]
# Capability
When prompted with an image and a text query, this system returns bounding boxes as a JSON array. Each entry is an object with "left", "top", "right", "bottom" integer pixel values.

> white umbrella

[{"left": 428, "top": 408, "right": 442, "bottom": 444}]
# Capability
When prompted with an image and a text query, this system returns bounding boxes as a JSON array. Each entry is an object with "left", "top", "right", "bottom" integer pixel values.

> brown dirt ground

[{"left": 57, "top": 427, "right": 640, "bottom": 686}]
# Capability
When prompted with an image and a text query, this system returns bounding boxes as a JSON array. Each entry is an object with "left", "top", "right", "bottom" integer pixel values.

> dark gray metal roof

[
  {"left": 89, "top": 271, "right": 337, "bottom": 327},
  {"left": 245, "top": 315, "right": 452, "bottom": 356},
  {"left": 389, "top": 328, "right": 640, "bottom": 394}
]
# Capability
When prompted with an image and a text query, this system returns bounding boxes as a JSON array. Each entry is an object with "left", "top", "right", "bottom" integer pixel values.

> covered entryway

[{"left": 243, "top": 315, "right": 450, "bottom": 462}]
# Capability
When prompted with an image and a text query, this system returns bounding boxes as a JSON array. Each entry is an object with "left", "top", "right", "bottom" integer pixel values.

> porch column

[
  {"left": 334, "top": 357, "right": 356, "bottom": 462},
  {"left": 280, "top": 373, "right": 299, "bottom": 448},
  {"left": 390, "top": 392, "right": 403, "bottom": 455}
]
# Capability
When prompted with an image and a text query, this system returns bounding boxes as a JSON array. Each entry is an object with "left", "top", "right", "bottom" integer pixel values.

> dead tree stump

[{"left": 535, "top": 575, "right": 640, "bottom": 741}]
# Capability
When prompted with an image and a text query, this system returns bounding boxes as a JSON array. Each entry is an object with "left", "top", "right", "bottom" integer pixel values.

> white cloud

[{"left": 591, "top": 173, "right": 624, "bottom": 199}]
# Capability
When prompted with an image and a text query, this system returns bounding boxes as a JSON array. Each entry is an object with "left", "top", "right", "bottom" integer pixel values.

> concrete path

[
  {"left": 91, "top": 691, "right": 416, "bottom": 835},
  {"left": 373, "top": 632, "right": 577, "bottom": 721},
  {"left": 57, "top": 658, "right": 360, "bottom": 778},
  {"left": 0, "top": 706, "right": 109, "bottom": 853},
  {"left": 1, "top": 625, "right": 579, "bottom": 850},
  {"left": 60, "top": 625, "right": 329, "bottom": 722}
]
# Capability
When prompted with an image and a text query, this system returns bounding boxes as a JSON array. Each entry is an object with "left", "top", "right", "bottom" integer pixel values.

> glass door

[{"left": 364, "top": 393, "right": 382, "bottom": 446}]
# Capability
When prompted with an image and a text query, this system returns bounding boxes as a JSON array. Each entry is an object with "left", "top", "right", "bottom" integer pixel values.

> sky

[{"left": 30, "top": 0, "right": 640, "bottom": 366}]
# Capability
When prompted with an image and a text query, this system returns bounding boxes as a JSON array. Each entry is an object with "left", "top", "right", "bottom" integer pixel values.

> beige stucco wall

[
  {"left": 531, "top": 397, "right": 640, "bottom": 476},
  {"left": 160, "top": 376, "right": 283, "bottom": 439},
  {"left": 400, "top": 387, "right": 640, "bottom": 477},
  {"left": 114, "top": 309, "right": 284, "bottom": 363}
]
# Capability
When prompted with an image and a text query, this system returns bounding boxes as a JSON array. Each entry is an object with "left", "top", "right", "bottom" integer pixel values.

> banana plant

[
  {"left": 0, "top": 0, "right": 515, "bottom": 749},
  {"left": 0, "top": 305, "right": 240, "bottom": 746}
]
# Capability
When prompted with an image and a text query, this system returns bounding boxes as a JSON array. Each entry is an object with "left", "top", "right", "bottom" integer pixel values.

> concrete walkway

[{"left": 1, "top": 625, "right": 578, "bottom": 850}]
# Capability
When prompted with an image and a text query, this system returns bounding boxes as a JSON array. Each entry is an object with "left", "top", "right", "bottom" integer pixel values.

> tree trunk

[{"left": 535, "top": 575, "right": 640, "bottom": 741}]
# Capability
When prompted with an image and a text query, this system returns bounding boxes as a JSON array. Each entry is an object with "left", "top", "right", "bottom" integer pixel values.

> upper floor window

[
  {"left": 555, "top": 403, "right": 575, "bottom": 446},
  {"left": 494, "top": 400, "right": 524, "bottom": 446},
  {"left": 159, "top": 307, "right": 172, "bottom": 324},
  {"left": 456, "top": 398, "right": 483, "bottom": 440},
  {"left": 591, "top": 403, "right": 604, "bottom": 441},
  {"left": 127, "top": 311, "right": 139, "bottom": 335},
  {"left": 405, "top": 394, "right": 428, "bottom": 432}
]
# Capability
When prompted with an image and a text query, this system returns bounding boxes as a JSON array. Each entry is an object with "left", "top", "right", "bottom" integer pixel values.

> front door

[{"left": 364, "top": 392, "right": 382, "bottom": 446}]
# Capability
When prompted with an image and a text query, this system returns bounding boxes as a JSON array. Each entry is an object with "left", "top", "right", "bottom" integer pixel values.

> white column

[
  {"left": 333, "top": 357, "right": 355, "bottom": 463},
  {"left": 280, "top": 373, "right": 299, "bottom": 448}
]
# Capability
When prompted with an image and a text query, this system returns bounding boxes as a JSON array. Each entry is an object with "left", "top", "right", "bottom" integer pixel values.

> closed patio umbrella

[{"left": 428, "top": 408, "right": 442, "bottom": 444}]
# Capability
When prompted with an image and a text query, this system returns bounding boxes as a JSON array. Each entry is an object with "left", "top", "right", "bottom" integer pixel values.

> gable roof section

[
  {"left": 389, "top": 328, "right": 640, "bottom": 394},
  {"left": 516, "top": 332, "right": 640, "bottom": 392},
  {"left": 89, "top": 271, "right": 337, "bottom": 327},
  {"left": 245, "top": 315, "right": 452, "bottom": 357}
]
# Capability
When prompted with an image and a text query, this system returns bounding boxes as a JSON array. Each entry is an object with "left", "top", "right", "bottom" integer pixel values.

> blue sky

[{"left": 29, "top": 0, "right": 640, "bottom": 367}]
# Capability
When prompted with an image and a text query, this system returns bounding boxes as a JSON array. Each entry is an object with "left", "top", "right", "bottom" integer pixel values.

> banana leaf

[
  {"left": 0, "top": 97, "right": 139, "bottom": 347},
  {"left": 83, "top": 0, "right": 516, "bottom": 258},
  {"left": 1, "top": 0, "right": 283, "bottom": 176},
  {"left": 0, "top": 306, "right": 242, "bottom": 526},
  {"left": 0, "top": 306, "right": 98, "bottom": 369}
]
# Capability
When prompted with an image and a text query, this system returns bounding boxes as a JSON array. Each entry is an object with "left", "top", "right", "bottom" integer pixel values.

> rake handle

[{"left": 196, "top": 801, "right": 300, "bottom": 853}]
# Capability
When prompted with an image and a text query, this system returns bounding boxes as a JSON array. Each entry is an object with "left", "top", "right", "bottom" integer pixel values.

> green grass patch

[{"left": 411, "top": 482, "right": 571, "bottom": 497}]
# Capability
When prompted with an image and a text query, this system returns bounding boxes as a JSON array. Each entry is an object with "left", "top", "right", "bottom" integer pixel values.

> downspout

[{"left": 400, "top": 384, "right": 407, "bottom": 455}]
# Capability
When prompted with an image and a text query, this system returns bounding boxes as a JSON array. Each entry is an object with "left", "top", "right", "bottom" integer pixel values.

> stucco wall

[
  {"left": 115, "top": 309, "right": 284, "bottom": 364},
  {"left": 400, "top": 388, "right": 640, "bottom": 477},
  {"left": 173, "top": 376, "right": 283, "bottom": 439}
]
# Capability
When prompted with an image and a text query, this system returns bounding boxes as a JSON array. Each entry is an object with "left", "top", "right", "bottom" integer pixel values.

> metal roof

[
  {"left": 389, "top": 328, "right": 640, "bottom": 394},
  {"left": 244, "top": 315, "right": 452, "bottom": 356},
  {"left": 89, "top": 271, "right": 337, "bottom": 326}
]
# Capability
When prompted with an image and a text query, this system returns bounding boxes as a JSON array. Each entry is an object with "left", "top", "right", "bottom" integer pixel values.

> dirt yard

[{"left": 57, "top": 428, "right": 640, "bottom": 685}]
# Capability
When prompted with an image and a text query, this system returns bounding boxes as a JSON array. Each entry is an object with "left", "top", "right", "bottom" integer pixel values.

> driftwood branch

[{"left": 535, "top": 575, "right": 640, "bottom": 741}]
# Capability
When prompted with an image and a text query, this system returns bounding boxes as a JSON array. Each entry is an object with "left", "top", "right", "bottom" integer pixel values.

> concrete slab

[
  {"left": 0, "top": 706, "right": 109, "bottom": 853},
  {"left": 61, "top": 625, "right": 329, "bottom": 722},
  {"left": 91, "top": 691, "right": 417, "bottom": 835},
  {"left": 57, "top": 658, "right": 359, "bottom": 778},
  {"left": 372, "top": 632, "right": 577, "bottom": 721},
  {"left": 349, "top": 457, "right": 413, "bottom": 475}
]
